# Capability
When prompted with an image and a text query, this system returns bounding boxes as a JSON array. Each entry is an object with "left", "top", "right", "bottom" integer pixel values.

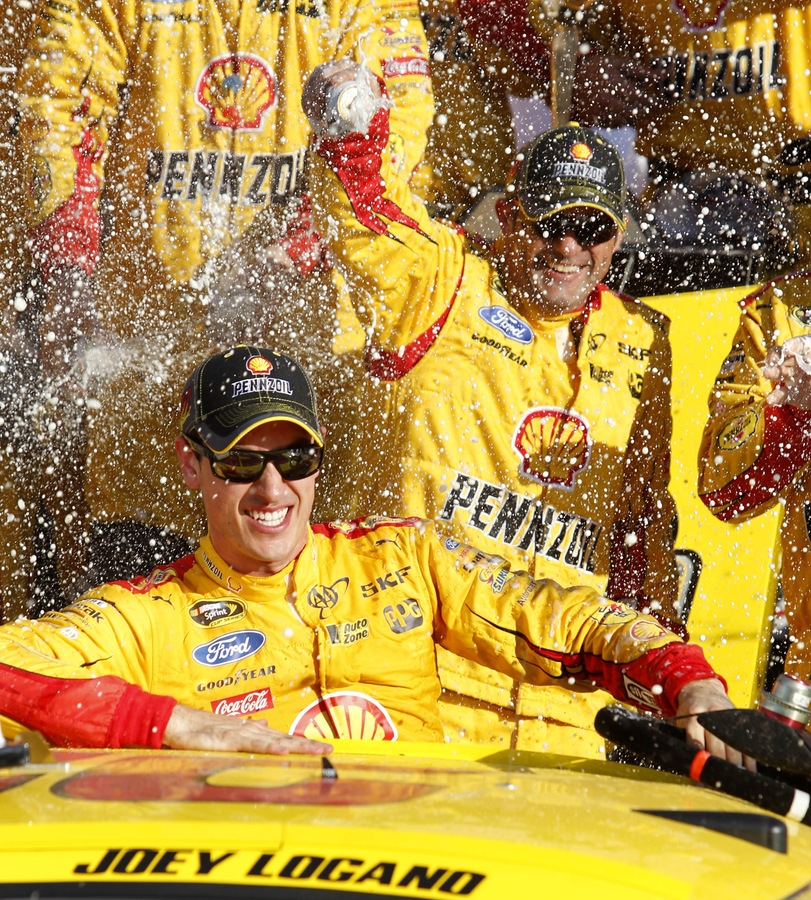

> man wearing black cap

[
  {"left": 302, "top": 62, "right": 681, "bottom": 756},
  {"left": 0, "top": 346, "right": 744, "bottom": 765}
]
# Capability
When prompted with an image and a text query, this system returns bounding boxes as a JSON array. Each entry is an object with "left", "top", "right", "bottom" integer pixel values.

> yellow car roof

[{"left": 0, "top": 739, "right": 810, "bottom": 899}]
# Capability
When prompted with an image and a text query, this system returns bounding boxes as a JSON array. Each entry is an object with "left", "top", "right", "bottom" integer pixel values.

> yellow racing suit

[
  {"left": 308, "top": 108, "right": 680, "bottom": 755},
  {"left": 13, "top": 0, "right": 432, "bottom": 541},
  {"left": 529, "top": 0, "right": 811, "bottom": 264},
  {"left": 698, "top": 272, "right": 811, "bottom": 676},
  {"left": 0, "top": 517, "right": 717, "bottom": 749}
]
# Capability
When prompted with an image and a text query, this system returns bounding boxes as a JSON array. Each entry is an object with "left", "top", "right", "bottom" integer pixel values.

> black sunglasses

[
  {"left": 187, "top": 437, "right": 323, "bottom": 482},
  {"left": 527, "top": 211, "right": 619, "bottom": 246}
]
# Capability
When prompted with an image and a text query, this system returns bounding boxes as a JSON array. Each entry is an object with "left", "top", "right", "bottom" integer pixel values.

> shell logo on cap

[
  {"left": 246, "top": 355, "right": 273, "bottom": 375},
  {"left": 290, "top": 691, "right": 398, "bottom": 741},
  {"left": 513, "top": 407, "right": 591, "bottom": 490},
  {"left": 196, "top": 54, "right": 277, "bottom": 131},
  {"left": 570, "top": 142, "right": 593, "bottom": 162}
]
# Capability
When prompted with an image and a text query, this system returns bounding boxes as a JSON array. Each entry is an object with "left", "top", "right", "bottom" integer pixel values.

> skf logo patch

[
  {"left": 570, "top": 142, "right": 593, "bottom": 162},
  {"left": 188, "top": 598, "right": 246, "bottom": 628},
  {"left": 195, "top": 53, "right": 277, "bottom": 131},
  {"left": 306, "top": 578, "right": 350, "bottom": 617},
  {"left": 717, "top": 410, "right": 758, "bottom": 451},
  {"left": 383, "top": 598, "right": 424, "bottom": 634},
  {"left": 790, "top": 306, "right": 811, "bottom": 328},
  {"left": 512, "top": 407, "right": 591, "bottom": 490},
  {"left": 246, "top": 355, "right": 272, "bottom": 375},
  {"left": 623, "top": 674, "right": 661, "bottom": 711},
  {"left": 291, "top": 691, "right": 398, "bottom": 740}
]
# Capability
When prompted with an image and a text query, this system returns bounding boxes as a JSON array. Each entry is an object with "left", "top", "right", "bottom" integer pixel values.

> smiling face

[
  {"left": 496, "top": 200, "right": 623, "bottom": 319},
  {"left": 175, "top": 420, "right": 317, "bottom": 577}
]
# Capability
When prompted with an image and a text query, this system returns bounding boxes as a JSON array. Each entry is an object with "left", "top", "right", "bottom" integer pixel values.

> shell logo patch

[
  {"left": 570, "top": 142, "right": 593, "bottom": 162},
  {"left": 290, "top": 691, "right": 398, "bottom": 741},
  {"left": 196, "top": 54, "right": 276, "bottom": 131},
  {"left": 247, "top": 355, "right": 273, "bottom": 375},
  {"left": 512, "top": 407, "right": 591, "bottom": 490},
  {"left": 717, "top": 409, "right": 758, "bottom": 451}
]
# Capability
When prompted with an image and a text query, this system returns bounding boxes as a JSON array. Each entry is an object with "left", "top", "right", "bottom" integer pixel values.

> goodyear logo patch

[{"left": 717, "top": 409, "right": 758, "bottom": 451}]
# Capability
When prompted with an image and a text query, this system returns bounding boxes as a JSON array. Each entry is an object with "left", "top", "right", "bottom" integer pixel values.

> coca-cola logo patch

[
  {"left": 188, "top": 598, "right": 247, "bottom": 628},
  {"left": 192, "top": 630, "right": 266, "bottom": 667},
  {"left": 211, "top": 688, "right": 273, "bottom": 717}
]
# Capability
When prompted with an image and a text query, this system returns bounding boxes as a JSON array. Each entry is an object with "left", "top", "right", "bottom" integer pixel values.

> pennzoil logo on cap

[
  {"left": 570, "top": 142, "right": 593, "bottom": 162},
  {"left": 246, "top": 355, "right": 273, "bottom": 375}
]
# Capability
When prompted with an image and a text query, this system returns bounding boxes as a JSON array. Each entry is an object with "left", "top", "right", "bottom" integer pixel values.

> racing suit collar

[{"left": 194, "top": 528, "right": 316, "bottom": 602}]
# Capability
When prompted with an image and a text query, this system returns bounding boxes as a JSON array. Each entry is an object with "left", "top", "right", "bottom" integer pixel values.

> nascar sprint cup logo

[{"left": 192, "top": 630, "right": 266, "bottom": 667}]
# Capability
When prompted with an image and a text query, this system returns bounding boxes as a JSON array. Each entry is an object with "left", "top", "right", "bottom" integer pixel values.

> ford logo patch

[
  {"left": 192, "top": 630, "right": 266, "bottom": 667},
  {"left": 478, "top": 306, "right": 533, "bottom": 344}
]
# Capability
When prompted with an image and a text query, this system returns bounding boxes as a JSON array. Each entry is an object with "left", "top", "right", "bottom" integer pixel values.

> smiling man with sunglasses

[
  {"left": 303, "top": 63, "right": 683, "bottom": 757},
  {"left": 0, "top": 346, "right": 747, "bottom": 767}
]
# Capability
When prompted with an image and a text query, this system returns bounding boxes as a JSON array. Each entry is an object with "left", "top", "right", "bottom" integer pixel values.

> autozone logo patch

[
  {"left": 211, "top": 688, "right": 273, "bottom": 717},
  {"left": 192, "top": 630, "right": 266, "bottom": 667}
]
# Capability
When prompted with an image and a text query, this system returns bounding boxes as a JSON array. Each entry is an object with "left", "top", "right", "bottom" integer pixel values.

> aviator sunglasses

[
  {"left": 526, "top": 210, "right": 619, "bottom": 246},
  {"left": 186, "top": 436, "right": 323, "bottom": 482}
]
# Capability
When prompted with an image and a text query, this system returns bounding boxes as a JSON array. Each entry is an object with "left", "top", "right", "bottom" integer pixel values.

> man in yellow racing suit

[
  {"left": 6, "top": 0, "right": 432, "bottom": 613},
  {"left": 0, "top": 345, "right": 737, "bottom": 761},
  {"left": 698, "top": 272, "right": 811, "bottom": 679},
  {"left": 304, "top": 65, "right": 681, "bottom": 755},
  {"left": 528, "top": 0, "right": 811, "bottom": 269}
]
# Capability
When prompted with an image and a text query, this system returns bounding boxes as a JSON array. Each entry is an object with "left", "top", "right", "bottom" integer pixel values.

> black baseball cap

[
  {"left": 180, "top": 346, "right": 323, "bottom": 453},
  {"left": 507, "top": 123, "right": 627, "bottom": 230}
]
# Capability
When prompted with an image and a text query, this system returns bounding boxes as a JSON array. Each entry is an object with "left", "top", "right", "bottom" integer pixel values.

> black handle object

[
  {"left": 595, "top": 706, "right": 811, "bottom": 824},
  {"left": 697, "top": 708, "right": 811, "bottom": 775}
]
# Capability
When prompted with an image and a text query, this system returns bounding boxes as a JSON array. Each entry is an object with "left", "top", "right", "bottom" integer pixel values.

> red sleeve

[
  {"left": 0, "top": 663, "right": 176, "bottom": 749},
  {"left": 701, "top": 404, "right": 811, "bottom": 520},
  {"left": 620, "top": 643, "right": 725, "bottom": 718},
  {"left": 28, "top": 128, "right": 102, "bottom": 281}
]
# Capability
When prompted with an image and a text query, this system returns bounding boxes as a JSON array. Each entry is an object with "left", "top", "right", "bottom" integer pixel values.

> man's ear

[
  {"left": 495, "top": 197, "right": 517, "bottom": 235},
  {"left": 175, "top": 435, "right": 202, "bottom": 489}
]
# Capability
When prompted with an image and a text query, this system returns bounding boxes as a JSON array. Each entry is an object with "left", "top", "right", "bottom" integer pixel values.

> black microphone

[{"left": 595, "top": 706, "right": 811, "bottom": 824}]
